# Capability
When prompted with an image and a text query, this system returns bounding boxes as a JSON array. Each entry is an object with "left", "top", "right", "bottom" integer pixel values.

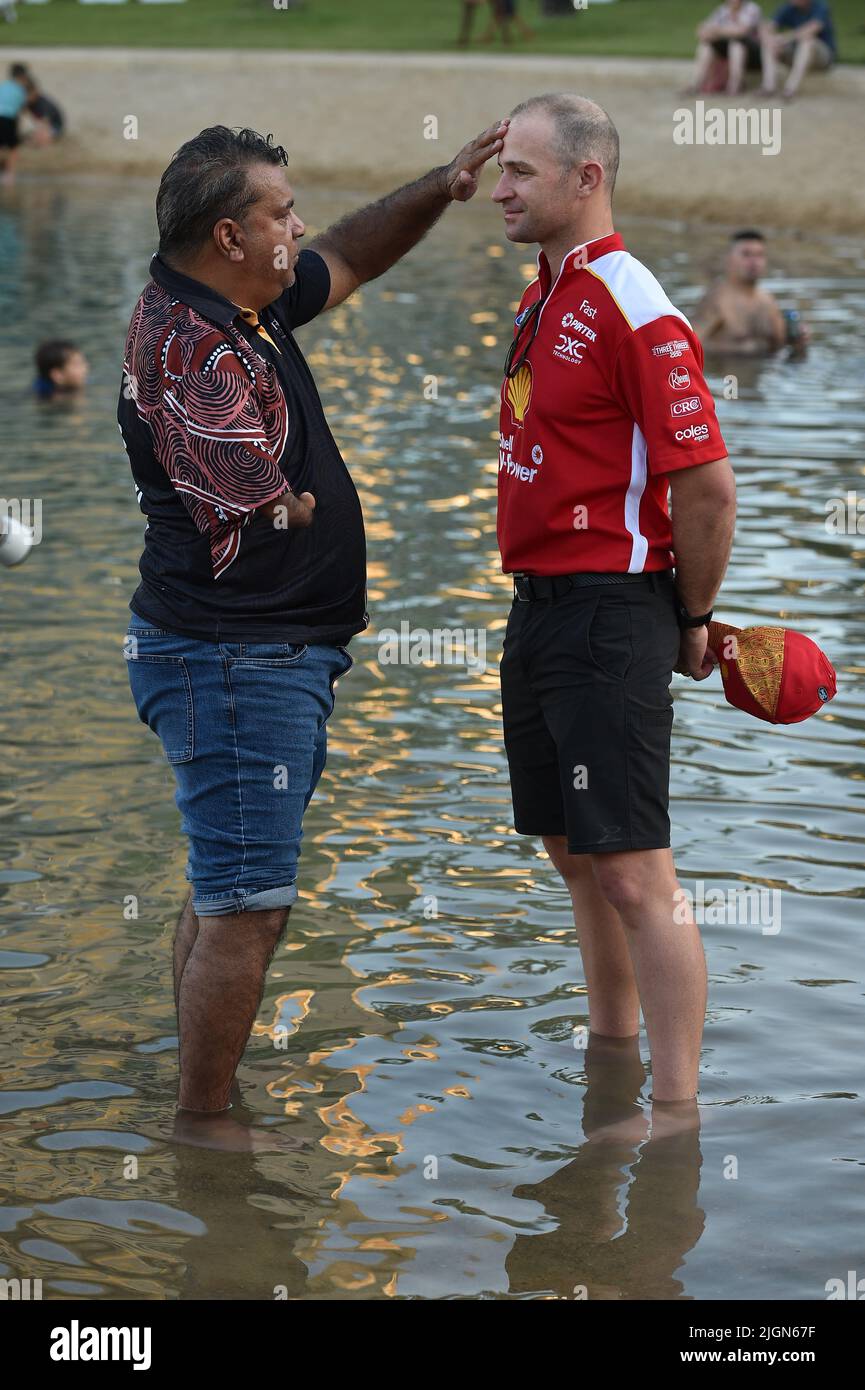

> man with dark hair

[
  {"left": 120, "top": 121, "right": 506, "bottom": 1149},
  {"left": 491, "top": 94, "right": 736, "bottom": 1109},
  {"left": 693, "top": 228, "right": 810, "bottom": 356}
]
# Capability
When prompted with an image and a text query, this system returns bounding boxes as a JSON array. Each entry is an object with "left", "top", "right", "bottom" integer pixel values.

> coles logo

[
  {"left": 668, "top": 366, "right": 691, "bottom": 390},
  {"left": 675, "top": 422, "right": 710, "bottom": 442},
  {"left": 670, "top": 396, "right": 702, "bottom": 418}
]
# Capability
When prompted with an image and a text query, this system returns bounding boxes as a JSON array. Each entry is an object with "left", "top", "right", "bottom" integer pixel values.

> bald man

[{"left": 490, "top": 94, "right": 737, "bottom": 1107}]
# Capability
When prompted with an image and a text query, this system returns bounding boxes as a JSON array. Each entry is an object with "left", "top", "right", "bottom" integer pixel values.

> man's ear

[
  {"left": 578, "top": 160, "right": 605, "bottom": 196},
  {"left": 213, "top": 218, "right": 244, "bottom": 263}
]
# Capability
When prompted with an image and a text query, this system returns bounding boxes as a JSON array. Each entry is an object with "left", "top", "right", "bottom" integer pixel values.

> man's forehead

[
  {"left": 500, "top": 113, "right": 554, "bottom": 164},
  {"left": 250, "top": 162, "right": 295, "bottom": 205}
]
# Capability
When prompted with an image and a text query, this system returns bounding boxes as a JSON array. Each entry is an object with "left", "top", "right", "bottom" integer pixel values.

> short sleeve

[
  {"left": 152, "top": 351, "right": 289, "bottom": 579},
  {"left": 271, "top": 248, "right": 331, "bottom": 331},
  {"left": 610, "top": 316, "right": 728, "bottom": 476}
]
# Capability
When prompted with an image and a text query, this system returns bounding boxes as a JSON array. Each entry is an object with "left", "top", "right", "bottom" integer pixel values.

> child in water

[{"left": 33, "top": 341, "right": 89, "bottom": 399}]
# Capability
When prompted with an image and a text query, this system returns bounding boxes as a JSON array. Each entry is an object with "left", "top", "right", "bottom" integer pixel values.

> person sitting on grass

[
  {"left": 33, "top": 341, "right": 89, "bottom": 400},
  {"left": 759, "top": 0, "right": 837, "bottom": 99},
  {"left": 685, "top": 0, "right": 764, "bottom": 96}
]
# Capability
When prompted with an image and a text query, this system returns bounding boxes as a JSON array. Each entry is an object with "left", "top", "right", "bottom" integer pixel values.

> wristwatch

[{"left": 675, "top": 596, "right": 713, "bottom": 630}]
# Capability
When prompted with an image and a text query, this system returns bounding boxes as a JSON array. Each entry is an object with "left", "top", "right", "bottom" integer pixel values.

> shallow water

[{"left": 0, "top": 177, "right": 863, "bottom": 1301}]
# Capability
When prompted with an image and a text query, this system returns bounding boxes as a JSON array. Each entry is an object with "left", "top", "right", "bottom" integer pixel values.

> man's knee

[
  {"left": 542, "top": 835, "right": 594, "bottom": 886},
  {"left": 591, "top": 852, "right": 676, "bottom": 918}
]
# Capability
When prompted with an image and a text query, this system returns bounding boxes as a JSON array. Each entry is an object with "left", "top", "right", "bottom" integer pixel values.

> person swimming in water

[{"left": 692, "top": 228, "right": 810, "bottom": 357}]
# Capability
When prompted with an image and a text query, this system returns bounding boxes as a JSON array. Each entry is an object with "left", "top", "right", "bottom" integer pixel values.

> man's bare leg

[
  {"left": 177, "top": 906, "right": 288, "bottom": 1112},
  {"left": 758, "top": 29, "right": 783, "bottom": 93},
  {"left": 542, "top": 835, "right": 640, "bottom": 1038},
  {"left": 726, "top": 38, "right": 747, "bottom": 94},
  {"left": 591, "top": 848, "right": 707, "bottom": 1102},
  {"left": 782, "top": 35, "right": 816, "bottom": 97},
  {"left": 173, "top": 890, "right": 199, "bottom": 1018},
  {"left": 165, "top": 905, "right": 312, "bottom": 1153}
]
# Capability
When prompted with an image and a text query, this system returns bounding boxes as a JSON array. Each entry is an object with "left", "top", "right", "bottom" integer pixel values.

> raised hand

[{"left": 444, "top": 118, "right": 510, "bottom": 203}]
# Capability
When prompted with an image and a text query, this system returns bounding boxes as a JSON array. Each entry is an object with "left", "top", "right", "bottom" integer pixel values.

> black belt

[{"left": 513, "top": 570, "right": 671, "bottom": 602}]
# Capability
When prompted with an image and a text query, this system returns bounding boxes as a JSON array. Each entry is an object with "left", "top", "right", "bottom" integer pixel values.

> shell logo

[{"left": 506, "top": 362, "right": 533, "bottom": 427}]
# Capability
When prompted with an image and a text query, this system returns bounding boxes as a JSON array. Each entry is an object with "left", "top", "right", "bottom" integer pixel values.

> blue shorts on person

[{"left": 123, "top": 612, "right": 353, "bottom": 917}]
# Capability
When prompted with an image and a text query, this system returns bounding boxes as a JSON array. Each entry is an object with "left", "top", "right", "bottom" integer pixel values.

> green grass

[{"left": 1, "top": 0, "right": 863, "bottom": 63}]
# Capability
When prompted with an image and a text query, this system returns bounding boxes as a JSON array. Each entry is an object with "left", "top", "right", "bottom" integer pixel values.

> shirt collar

[
  {"left": 537, "top": 232, "right": 625, "bottom": 295},
  {"left": 149, "top": 252, "right": 242, "bottom": 328}
]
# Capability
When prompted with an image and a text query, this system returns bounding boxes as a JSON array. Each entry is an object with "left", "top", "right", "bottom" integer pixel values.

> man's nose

[
  {"left": 291, "top": 215, "right": 305, "bottom": 238},
  {"left": 491, "top": 176, "right": 509, "bottom": 203}
]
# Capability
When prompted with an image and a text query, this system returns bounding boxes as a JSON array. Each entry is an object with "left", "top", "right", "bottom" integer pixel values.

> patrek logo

[
  {"left": 506, "top": 362, "right": 533, "bottom": 427},
  {"left": 669, "top": 366, "right": 691, "bottom": 390}
]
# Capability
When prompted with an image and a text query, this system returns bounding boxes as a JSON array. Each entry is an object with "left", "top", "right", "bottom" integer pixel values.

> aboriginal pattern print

[
  {"left": 736, "top": 625, "right": 785, "bottom": 718},
  {"left": 122, "top": 283, "right": 289, "bottom": 578}
]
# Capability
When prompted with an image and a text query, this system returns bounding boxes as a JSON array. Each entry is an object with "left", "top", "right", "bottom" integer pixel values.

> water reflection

[{"left": 0, "top": 179, "right": 863, "bottom": 1299}]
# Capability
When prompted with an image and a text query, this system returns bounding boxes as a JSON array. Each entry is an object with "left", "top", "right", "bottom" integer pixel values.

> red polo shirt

[{"left": 497, "top": 232, "right": 728, "bottom": 574}]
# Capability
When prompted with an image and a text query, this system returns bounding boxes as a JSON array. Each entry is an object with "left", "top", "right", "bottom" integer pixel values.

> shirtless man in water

[{"left": 693, "top": 228, "right": 809, "bottom": 357}]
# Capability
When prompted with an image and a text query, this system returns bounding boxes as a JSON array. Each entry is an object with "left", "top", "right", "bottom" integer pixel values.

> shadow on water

[{"left": 0, "top": 177, "right": 863, "bottom": 1299}]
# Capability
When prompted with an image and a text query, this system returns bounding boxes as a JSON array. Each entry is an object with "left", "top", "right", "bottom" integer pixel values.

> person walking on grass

[{"left": 481, "top": 0, "right": 534, "bottom": 45}]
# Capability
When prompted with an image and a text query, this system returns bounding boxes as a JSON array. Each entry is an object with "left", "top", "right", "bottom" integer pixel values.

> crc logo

[
  {"left": 668, "top": 366, "right": 691, "bottom": 390},
  {"left": 531, "top": 444, "right": 544, "bottom": 466},
  {"left": 675, "top": 422, "right": 710, "bottom": 442},
  {"left": 670, "top": 396, "right": 702, "bottom": 418},
  {"left": 553, "top": 333, "right": 585, "bottom": 364}
]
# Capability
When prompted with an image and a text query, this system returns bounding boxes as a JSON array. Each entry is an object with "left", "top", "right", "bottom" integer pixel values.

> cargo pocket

[{"left": 126, "top": 653, "right": 194, "bottom": 764}]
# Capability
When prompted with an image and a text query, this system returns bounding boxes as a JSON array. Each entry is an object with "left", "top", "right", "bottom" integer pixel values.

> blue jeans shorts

[{"left": 123, "top": 612, "right": 353, "bottom": 917}]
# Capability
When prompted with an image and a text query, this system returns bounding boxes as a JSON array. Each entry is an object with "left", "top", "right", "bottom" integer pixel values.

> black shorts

[
  {"left": 710, "top": 35, "right": 762, "bottom": 69},
  {"left": 0, "top": 117, "right": 19, "bottom": 151},
  {"left": 500, "top": 571, "right": 680, "bottom": 855}
]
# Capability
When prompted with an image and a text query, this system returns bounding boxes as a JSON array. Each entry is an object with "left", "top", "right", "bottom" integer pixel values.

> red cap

[{"left": 706, "top": 621, "right": 837, "bottom": 725}]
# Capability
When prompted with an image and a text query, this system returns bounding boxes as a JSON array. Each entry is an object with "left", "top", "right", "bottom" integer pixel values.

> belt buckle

[{"left": 514, "top": 573, "right": 534, "bottom": 602}]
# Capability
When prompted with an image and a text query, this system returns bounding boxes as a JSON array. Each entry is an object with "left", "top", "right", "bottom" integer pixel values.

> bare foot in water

[
  {"left": 582, "top": 1110, "right": 650, "bottom": 1148},
  {"left": 649, "top": 1099, "right": 702, "bottom": 1140},
  {"left": 168, "top": 1107, "right": 312, "bottom": 1154}
]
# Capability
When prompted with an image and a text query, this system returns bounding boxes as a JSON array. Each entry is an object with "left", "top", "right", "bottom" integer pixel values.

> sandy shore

[{"left": 7, "top": 47, "right": 865, "bottom": 233}]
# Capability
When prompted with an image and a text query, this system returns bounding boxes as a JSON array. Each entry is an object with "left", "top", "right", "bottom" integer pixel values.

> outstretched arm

[{"left": 310, "top": 120, "right": 509, "bottom": 311}]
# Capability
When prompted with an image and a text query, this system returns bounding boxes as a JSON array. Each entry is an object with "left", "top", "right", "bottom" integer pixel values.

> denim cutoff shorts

[{"left": 123, "top": 611, "right": 353, "bottom": 916}]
